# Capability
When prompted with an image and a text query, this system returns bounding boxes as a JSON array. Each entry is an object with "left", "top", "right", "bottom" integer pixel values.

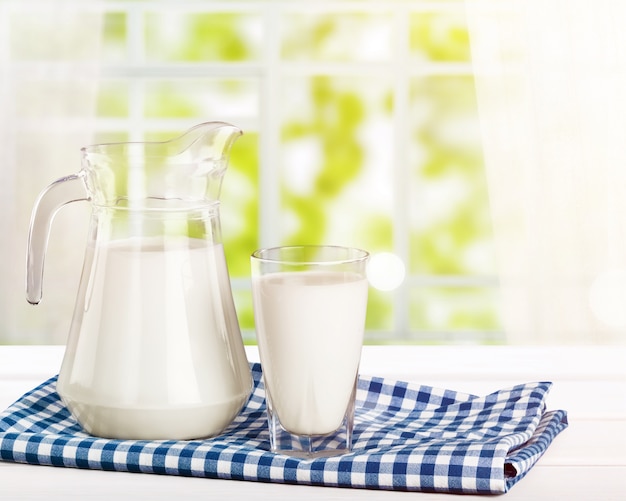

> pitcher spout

[
  {"left": 171, "top": 121, "right": 242, "bottom": 161},
  {"left": 171, "top": 121, "right": 243, "bottom": 200}
]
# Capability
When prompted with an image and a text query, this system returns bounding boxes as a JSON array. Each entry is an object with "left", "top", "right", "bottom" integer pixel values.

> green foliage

[
  {"left": 184, "top": 14, "right": 250, "bottom": 61},
  {"left": 222, "top": 133, "right": 259, "bottom": 278},
  {"left": 281, "top": 15, "right": 336, "bottom": 59},
  {"left": 409, "top": 76, "right": 493, "bottom": 276},
  {"left": 144, "top": 83, "right": 198, "bottom": 118},
  {"left": 281, "top": 76, "right": 400, "bottom": 331},
  {"left": 145, "top": 13, "right": 253, "bottom": 62},
  {"left": 282, "top": 77, "right": 365, "bottom": 245},
  {"left": 410, "top": 12, "right": 471, "bottom": 62}
]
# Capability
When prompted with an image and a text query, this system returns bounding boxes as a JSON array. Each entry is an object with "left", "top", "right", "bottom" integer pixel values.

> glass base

[{"left": 267, "top": 405, "right": 354, "bottom": 458}]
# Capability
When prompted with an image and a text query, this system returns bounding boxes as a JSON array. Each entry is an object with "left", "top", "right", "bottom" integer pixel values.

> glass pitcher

[{"left": 26, "top": 122, "right": 253, "bottom": 440}]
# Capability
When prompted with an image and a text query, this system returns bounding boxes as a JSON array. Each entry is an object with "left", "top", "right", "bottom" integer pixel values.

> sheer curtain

[
  {"left": 466, "top": 0, "right": 626, "bottom": 344},
  {"left": 0, "top": 1, "right": 102, "bottom": 343}
]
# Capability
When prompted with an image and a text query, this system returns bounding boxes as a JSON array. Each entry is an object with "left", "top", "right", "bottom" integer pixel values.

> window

[{"left": 1, "top": 0, "right": 500, "bottom": 344}]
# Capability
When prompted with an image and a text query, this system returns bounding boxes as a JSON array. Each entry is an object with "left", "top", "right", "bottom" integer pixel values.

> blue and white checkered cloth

[{"left": 0, "top": 363, "right": 567, "bottom": 494}]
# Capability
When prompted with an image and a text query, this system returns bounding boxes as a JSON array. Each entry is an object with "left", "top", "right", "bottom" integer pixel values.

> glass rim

[{"left": 251, "top": 245, "right": 369, "bottom": 266}]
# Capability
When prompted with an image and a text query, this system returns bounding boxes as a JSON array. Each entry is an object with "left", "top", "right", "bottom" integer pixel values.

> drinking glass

[{"left": 251, "top": 245, "right": 369, "bottom": 457}]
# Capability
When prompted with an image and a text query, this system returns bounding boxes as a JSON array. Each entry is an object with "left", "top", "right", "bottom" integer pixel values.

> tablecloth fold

[{"left": 0, "top": 363, "right": 567, "bottom": 494}]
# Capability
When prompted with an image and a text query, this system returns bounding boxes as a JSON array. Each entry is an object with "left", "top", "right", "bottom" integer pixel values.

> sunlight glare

[{"left": 366, "top": 252, "right": 406, "bottom": 291}]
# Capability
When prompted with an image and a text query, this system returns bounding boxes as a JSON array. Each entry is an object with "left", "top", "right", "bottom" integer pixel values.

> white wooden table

[{"left": 1, "top": 345, "right": 624, "bottom": 500}]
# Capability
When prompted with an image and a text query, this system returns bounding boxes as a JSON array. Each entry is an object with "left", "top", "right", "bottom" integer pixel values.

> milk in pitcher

[{"left": 57, "top": 237, "right": 251, "bottom": 440}]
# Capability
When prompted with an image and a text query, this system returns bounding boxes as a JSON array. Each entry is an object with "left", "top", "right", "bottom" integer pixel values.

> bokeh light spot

[{"left": 366, "top": 252, "right": 406, "bottom": 291}]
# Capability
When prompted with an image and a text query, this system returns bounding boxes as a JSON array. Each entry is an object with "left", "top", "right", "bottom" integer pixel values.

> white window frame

[{"left": 99, "top": 0, "right": 501, "bottom": 344}]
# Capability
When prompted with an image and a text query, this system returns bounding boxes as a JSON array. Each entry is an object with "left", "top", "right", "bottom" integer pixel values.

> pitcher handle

[{"left": 26, "top": 173, "right": 89, "bottom": 305}]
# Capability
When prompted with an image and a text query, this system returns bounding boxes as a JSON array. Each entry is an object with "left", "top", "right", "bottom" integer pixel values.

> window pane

[
  {"left": 410, "top": 10, "right": 471, "bottom": 62},
  {"left": 102, "top": 12, "right": 127, "bottom": 62},
  {"left": 145, "top": 12, "right": 263, "bottom": 62},
  {"left": 409, "top": 75, "right": 495, "bottom": 276},
  {"left": 279, "top": 76, "right": 393, "bottom": 248},
  {"left": 97, "top": 80, "right": 129, "bottom": 118},
  {"left": 233, "top": 289, "right": 256, "bottom": 341},
  {"left": 365, "top": 290, "right": 394, "bottom": 333},
  {"left": 222, "top": 132, "right": 260, "bottom": 278},
  {"left": 410, "top": 286, "right": 502, "bottom": 340},
  {"left": 143, "top": 79, "right": 258, "bottom": 119},
  {"left": 223, "top": 132, "right": 260, "bottom": 335},
  {"left": 4, "top": 1, "right": 499, "bottom": 345},
  {"left": 281, "top": 12, "right": 393, "bottom": 62},
  {"left": 9, "top": 10, "right": 100, "bottom": 61}
]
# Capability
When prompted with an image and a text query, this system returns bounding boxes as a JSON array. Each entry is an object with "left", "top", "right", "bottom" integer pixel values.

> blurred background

[{"left": 0, "top": 0, "right": 501, "bottom": 345}]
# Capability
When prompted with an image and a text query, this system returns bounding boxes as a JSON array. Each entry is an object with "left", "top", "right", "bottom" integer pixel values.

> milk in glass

[{"left": 252, "top": 270, "right": 368, "bottom": 435}]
